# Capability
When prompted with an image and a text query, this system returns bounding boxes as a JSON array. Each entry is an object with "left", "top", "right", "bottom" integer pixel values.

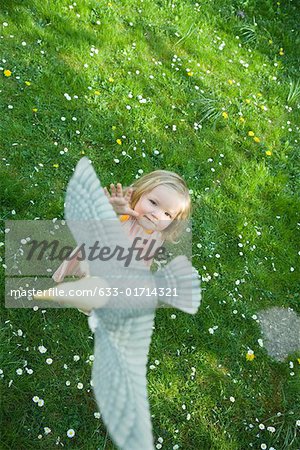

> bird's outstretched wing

[
  {"left": 90, "top": 307, "right": 155, "bottom": 450},
  {"left": 64, "top": 157, "right": 143, "bottom": 275}
]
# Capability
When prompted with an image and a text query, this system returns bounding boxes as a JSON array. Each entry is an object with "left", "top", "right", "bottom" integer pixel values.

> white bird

[{"left": 35, "top": 157, "right": 201, "bottom": 450}]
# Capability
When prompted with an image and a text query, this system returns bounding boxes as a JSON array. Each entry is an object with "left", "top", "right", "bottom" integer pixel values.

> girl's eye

[
  {"left": 165, "top": 212, "right": 171, "bottom": 218},
  {"left": 149, "top": 199, "right": 156, "bottom": 205}
]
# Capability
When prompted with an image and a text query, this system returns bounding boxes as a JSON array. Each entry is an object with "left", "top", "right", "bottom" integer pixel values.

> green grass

[{"left": 1, "top": 0, "right": 300, "bottom": 448}]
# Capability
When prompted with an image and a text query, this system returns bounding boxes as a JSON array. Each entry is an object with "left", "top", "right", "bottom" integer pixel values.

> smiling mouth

[{"left": 144, "top": 216, "right": 155, "bottom": 224}]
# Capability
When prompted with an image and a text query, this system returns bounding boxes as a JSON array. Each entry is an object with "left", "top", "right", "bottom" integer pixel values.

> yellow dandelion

[
  {"left": 32, "top": 108, "right": 38, "bottom": 113},
  {"left": 222, "top": 112, "right": 228, "bottom": 119},
  {"left": 239, "top": 117, "right": 245, "bottom": 123},
  {"left": 246, "top": 351, "right": 255, "bottom": 361},
  {"left": 108, "top": 77, "right": 114, "bottom": 83},
  {"left": 108, "top": 2, "right": 112, "bottom": 6},
  {"left": 228, "top": 79, "right": 234, "bottom": 85},
  {"left": 257, "top": 93, "right": 262, "bottom": 97},
  {"left": 268, "top": 39, "right": 273, "bottom": 44},
  {"left": 112, "top": 126, "right": 116, "bottom": 130},
  {"left": 245, "top": 99, "right": 251, "bottom": 104},
  {"left": 187, "top": 71, "right": 193, "bottom": 77},
  {"left": 297, "top": 358, "right": 300, "bottom": 364},
  {"left": 248, "top": 131, "right": 255, "bottom": 137},
  {"left": 266, "top": 150, "right": 272, "bottom": 156},
  {"left": 279, "top": 48, "right": 284, "bottom": 56},
  {"left": 94, "top": 90, "right": 100, "bottom": 95},
  {"left": 253, "top": 136, "right": 260, "bottom": 143},
  {"left": 4, "top": 69, "right": 12, "bottom": 77},
  {"left": 116, "top": 139, "right": 122, "bottom": 145},
  {"left": 25, "top": 81, "right": 31, "bottom": 86},
  {"left": 53, "top": 164, "right": 59, "bottom": 168}
]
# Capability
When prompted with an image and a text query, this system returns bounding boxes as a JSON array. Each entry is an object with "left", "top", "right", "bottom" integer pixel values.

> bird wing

[
  {"left": 155, "top": 255, "right": 201, "bottom": 314},
  {"left": 90, "top": 307, "right": 155, "bottom": 450},
  {"left": 64, "top": 157, "right": 143, "bottom": 275}
]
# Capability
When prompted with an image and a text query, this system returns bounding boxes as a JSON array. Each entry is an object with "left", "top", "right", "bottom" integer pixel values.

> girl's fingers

[
  {"left": 110, "top": 183, "right": 116, "bottom": 197},
  {"left": 116, "top": 183, "right": 123, "bottom": 197}
]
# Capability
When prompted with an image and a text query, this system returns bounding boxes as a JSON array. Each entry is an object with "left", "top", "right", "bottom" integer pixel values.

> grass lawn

[{"left": 1, "top": 0, "right": 300, "bottom": 449}]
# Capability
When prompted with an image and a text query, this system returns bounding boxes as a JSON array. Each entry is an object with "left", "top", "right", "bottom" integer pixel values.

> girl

[{"left": 52, "top": 169, "right": 191, "bottom": 283}]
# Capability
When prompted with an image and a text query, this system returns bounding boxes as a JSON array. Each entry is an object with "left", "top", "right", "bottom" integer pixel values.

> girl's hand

[{"left": 104, "top": 183, "right": 139, "bottom": 217}]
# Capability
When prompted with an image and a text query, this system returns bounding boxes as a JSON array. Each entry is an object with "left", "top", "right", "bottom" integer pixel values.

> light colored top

[{"left": 52, "top": 215, "right": 164, "bottom": 283}]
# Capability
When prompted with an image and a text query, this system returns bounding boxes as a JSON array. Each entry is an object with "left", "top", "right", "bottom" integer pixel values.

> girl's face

[{"left": 134, "top": 185, "right": 183, "bottom": 231}]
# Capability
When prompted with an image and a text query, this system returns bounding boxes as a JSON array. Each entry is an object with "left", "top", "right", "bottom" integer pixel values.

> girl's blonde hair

[{"left": 129, "top": 170, "right": 191, "bottom": 241}]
